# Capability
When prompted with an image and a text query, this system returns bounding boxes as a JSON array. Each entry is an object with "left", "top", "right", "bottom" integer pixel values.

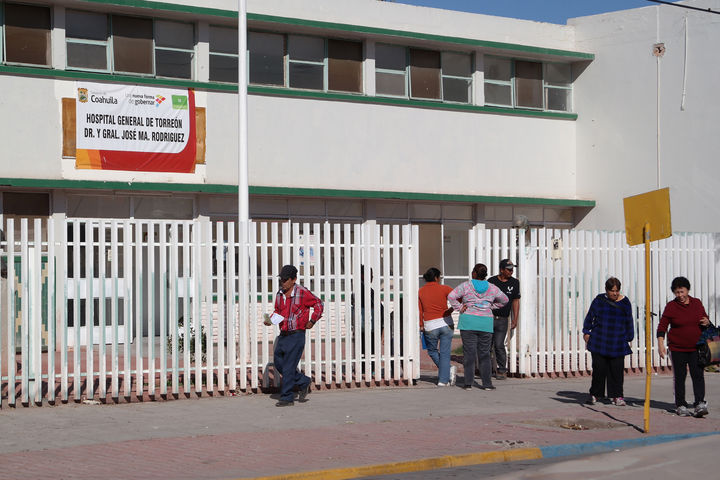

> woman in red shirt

[
  {"left": 419, "top": 268, "right": 455, "bottom": 386},
  {"left": 657, "top": 276, "right": 710, "bottom": 417}
]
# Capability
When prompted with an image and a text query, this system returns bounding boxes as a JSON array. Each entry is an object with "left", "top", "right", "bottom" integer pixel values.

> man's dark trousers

[
  {"left": 275, "top": 330, "right": 310, "bottom": 402},
  {"left": 492, "top": 316, "right": 509, "bottom": 374}
]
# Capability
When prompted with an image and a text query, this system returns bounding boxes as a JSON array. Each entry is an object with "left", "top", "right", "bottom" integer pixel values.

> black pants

[
  {"left": 590, "top": 352, "right": 625, "bottom": 398},
  {"left": 670, "top": 350, "right": 705, "bottom": 407}
]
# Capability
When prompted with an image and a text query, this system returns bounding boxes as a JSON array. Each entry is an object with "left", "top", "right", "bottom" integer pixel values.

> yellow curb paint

[{"left": 234, "top": 448, "right": 544, "bottom": 480}]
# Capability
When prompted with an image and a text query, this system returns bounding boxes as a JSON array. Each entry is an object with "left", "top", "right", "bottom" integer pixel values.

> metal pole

[
  {"left": 643, "top": 222, "right": 652, "bottom": 433},
  {"left": 237, "top": 0, "right": 249, "bottom": 393}
]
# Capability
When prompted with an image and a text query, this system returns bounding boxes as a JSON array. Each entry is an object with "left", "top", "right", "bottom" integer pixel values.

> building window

[
  {"left": 544, "top": 63, "right": 572, "bottom": 112},
  {"left": 484, "top": 56, "right": 573, "bottom": 112},
  {"left": 66, "top": 10, "right": 109, "bottom": 71},
  {"left": 154, "top": 20, "right": 194, "bottom": 79},
  {"left": 65, "top": 11, "right": 194, "bottom": 79},
  {"left": 375, "top": 44, "right": 407, "bottom": 97},
  {"left": 409, "top": 48, "right": 440, "bottom": 100},
  {"left": 287, "top": 34, "right": 325, "bottom": 90},
  {"left": 376, "top": 44, "right": 472, "bottom": 103},
  {"left": 248, "top": 33, "right": 363, "bottom": 94},
  {"left": 441, "top": 52, "right": 472, "bottom": 103},
  {"left": 328, "top": 39, "right": 362, "bottom": 93},
  {"left": 112, "top": 15, "right": 153, "bottom": 75},
  {"left": 3, "top": 3, "right": 51, "bottom": 66},
  {"left": 248, "top": 31, "right": 284, "bottom": 86},
  {"left": 209, "top": 25, "right": 238, "bottom": 83}
]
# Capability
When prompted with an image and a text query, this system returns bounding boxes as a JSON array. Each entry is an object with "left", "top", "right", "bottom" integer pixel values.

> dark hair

[
  {"left": 605, "top": 277, "right": 621, "bottom": 291},
  {"left": 671, "top": 276, "right": 691, "bottom": 292},
  {"left": 423, "top": 267, "right": 441, "bottom": 282},
  {"left": 471, "top": 263, "right": 487, "bottom": 280}
]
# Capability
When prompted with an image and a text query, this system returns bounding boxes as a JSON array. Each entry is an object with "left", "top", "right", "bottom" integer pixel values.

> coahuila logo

[
  {"left": 172, "top": 95, "right": 188, "bottom": 110},
  {"left": 77, "top": 88, "right": 88, "bottom": 103},
  {"left": 155, "top": 95, "right": 166, "bottom": 107}
]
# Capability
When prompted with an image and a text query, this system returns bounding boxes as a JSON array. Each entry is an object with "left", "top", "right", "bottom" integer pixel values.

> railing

[
  {"left": 470, "top": 226, "right": 719, "bottom": 377},
  {"left": 0, "top": 218, "right": 420, "bottom": 407}
]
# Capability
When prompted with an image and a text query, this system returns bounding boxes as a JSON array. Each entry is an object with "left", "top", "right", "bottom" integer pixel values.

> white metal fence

[
  {"left": 2, "top": 219, "right": 717, "bottom": 406},
  {"left": 471, "top": 226, "right": 719, "bottom": 377},
  {"left": 0, "top": 218, "right": 419, "bottom": 407}
]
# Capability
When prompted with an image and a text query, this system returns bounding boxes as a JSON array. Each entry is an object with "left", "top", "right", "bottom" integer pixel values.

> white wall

[{"left": 572, "top": 1, "right": 720, "bottom": 231}]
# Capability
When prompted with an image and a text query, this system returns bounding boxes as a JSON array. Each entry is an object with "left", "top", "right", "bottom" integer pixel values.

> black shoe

[
  {"left": 298, "top": 384, "right": 311, "bottom": 403},
  {"left": 275, "top": 400, "right": 294, "bottom": 407},
  {"left": 480, "top": 385, "right": 496, "bottom": 391}
]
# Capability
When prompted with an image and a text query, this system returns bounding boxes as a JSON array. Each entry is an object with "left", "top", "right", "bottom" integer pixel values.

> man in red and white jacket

[{"left": 269, "top": 265, "right": 323, "bottom": 407}]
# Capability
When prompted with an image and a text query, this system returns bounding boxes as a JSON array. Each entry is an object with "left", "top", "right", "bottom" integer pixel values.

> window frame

[
  {"left": 2, "top": 2, "right": 52, "bottom": 68},
  {"left": 286, "top": 33, "right": 327, "bottom": 91},
  {"left": 209, "top": 24, "right": 238, "bottom": 84},
  {"left": 65, "top": 9, "right": 111, "bottom": 73},
  {"left": 543, "top": 62, "right": 573, "bottom": 113},
  {"left": 440, "top": 50, "right": 473, "bottom": 104},
  {"left": 483, "top": 56, "right": 574, "bottom": 113},
  {"left": 153, "top": 19, "right": 196, "bottom": 80},
  {"left": 374, "top": 42, "right": 409, "bottom": 99}
]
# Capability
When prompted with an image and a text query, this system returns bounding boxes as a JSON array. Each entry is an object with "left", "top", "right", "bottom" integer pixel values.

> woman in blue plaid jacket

[{"left": 582, "top": 277, "right": 635, "bottom": 406}]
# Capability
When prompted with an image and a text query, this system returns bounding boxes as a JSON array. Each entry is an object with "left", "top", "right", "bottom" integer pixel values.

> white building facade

[{"left": 0, "top": 0, "right": 717, "bottom": 279}]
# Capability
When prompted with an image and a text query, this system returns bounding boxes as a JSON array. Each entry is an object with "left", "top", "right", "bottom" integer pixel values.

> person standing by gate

[
  {"left": 488, "top": 259, "right": 521, "bottom": 379},
  {"left": 419, "top": 267, "right": 455, "bottom": 386},
  {"left": 582, "top": 277, "right": 634, "bottom": 406},
  {"left": 266, "top": 265, "right": 324, "bottom": 407}
]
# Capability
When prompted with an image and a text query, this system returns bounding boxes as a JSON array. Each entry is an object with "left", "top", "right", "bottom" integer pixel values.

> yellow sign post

[{"left": 623, "top": 187, "right": 671, "bottom": 434}]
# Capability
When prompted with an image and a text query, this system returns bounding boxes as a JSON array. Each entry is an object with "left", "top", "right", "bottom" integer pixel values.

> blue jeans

[
  {"left": 274, "top": 330, "right": 310, "bottom": 402},
  {"left": 424, "top": 326, "right": 453, "bottom": 384}
]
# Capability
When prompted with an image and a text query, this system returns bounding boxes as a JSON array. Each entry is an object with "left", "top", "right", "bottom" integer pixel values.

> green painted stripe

[
  {"left": 248, "top": 13, "right": 595, "bottom": 60},
  {"left": 249, "top": 85, "right": 578, "bottom": 120},
  {"left": 0, "top": 65, "right": 236, "bottom": 91},
  {"left": 79, "top": 0, "right": 236, "bottom": 18},
  {"left": 76, "top": 2, "right": 594, "bottom": 60},
  {"left": 0, "top": 178, "right": 595, "bottom": 207}
]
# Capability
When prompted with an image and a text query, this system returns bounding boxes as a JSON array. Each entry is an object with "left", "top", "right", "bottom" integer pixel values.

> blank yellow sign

[{"left": 623, "top": 188, "right": 671, "bottom": 246}]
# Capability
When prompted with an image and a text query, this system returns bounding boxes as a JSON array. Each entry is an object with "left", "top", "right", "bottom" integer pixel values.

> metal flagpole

[{"left": 237, "top": 0, "right": 249, "bottom": 392}]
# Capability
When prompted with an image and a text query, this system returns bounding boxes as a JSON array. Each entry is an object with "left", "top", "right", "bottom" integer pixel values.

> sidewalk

[{"left": 0, "top": 372, "right": 718, "bottom": 480}]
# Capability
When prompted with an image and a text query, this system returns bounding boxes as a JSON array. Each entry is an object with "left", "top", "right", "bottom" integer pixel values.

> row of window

[{"left": 0, "top": 3, "right": 573, "bottom": 112}]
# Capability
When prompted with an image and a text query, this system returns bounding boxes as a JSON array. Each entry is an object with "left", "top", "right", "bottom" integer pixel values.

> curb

[{"left": 236, "top": 431, "right": 720, "bottom": 480}]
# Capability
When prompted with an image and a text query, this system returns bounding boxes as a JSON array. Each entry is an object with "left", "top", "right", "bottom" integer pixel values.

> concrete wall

[{"left": 572, "top": 0, "right": 720, "bottom": 231}]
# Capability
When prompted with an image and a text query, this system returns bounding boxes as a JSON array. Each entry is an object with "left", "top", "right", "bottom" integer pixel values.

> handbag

[{"left": 697, "top": 323, "right": 720, "bottom": 367}]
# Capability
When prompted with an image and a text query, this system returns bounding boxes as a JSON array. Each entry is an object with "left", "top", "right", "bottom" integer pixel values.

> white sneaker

[
  {"left": 695, "top": 401, "right": 709, "bottom": 417},
  {"left": 449, "top": 366, "right": 457, "bottom": 386},
  {"left": 677, "top": 405, "right": 692, "bottom": 417},
  {"left": 437, "top": 382, "right": 448, "bottom": 387}
]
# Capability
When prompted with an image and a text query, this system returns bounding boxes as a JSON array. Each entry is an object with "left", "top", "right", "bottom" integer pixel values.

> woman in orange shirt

[{"left": 419, "top": 267, "right": 456, "bottom": 386}]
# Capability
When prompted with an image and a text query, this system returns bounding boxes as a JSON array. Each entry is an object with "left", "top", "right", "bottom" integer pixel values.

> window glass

[
  {"left": 328, "top": 39, "right": 362, "bottom": 93},
  {"left": 442, "top": 77, "right": 470, "bottom": 103},
  {"left": 515, "top": 60, "right": 542, "bottom": 109},
  {"left": 249, "top": 32, "right": 285, "bottom": 86},
  {"left": 155, "top": 21, "right": 194, "bottom": 50},
  {"left": 210, "top": 26, "right": 238, "bottom": 82},
  {"left": 376, "top": 44, "right": 406, "bottom": 71},
  {"left": 376, "top": 72, "right": 406, "bottom": 97},
  {"left": 484, "top": 83, "right": 512, "bottom": 106},
  {"left": 4, "top": 3, "right": 51, "bottom": 66},
  {"left": 112, "top": 15, "right": 153, "bottom": 74},
  {"left": 410, "top": 49, "right": 440, "bottom": 99},
  {"left": 545, "top": 63, "right": 572, "bottom": 86},
  {"left": 210, "top": 55, "right": 238, "bottom": 83},
  {"left": 546, "top": 87, "right": 570, "bottom": 111},
  {"left": 66, "top": 10, "right": 107, "bottom": 41},
  {"left": 289, "top": 63, "right": 323, "bottom": 90},
  {"left": 210, "top": 26, "right": 238, "bottom": 55},
  {"left": 484, "top": 57, "right": 511, "bottom": 82},
  {"left": 67, "top": 44, "right": 108, "bottom": 70},
  {"left": 155, "top": 50, "right": 192, "bottom": 79},
  {"left": 288, "top": 35, "right": 324, "bottom": 62},
  {"left": 442, "top": 52, "right": 471, "bottom": 77}
]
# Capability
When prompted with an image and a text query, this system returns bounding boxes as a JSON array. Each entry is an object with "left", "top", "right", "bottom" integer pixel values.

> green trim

[
  {"left": 76, "top": 2, "right": 594, "bottom": 61},
  {"left": 250, "top": 186, "right": 596, "bottom": 207},
  {"left": 79, "top": 0, "right": 236, "bottom": 18},
  {"left": 249, "top": 85, "right": 578, "bottom": 120},
  {"left": 249, "top": 13, "right": 594, "bottom": 61},
  {"left": 0, "top": 65, "right": 237, "bottom": 91},
  {"left": 0, "top": 178, "right": 595, "bottom": 207}
]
